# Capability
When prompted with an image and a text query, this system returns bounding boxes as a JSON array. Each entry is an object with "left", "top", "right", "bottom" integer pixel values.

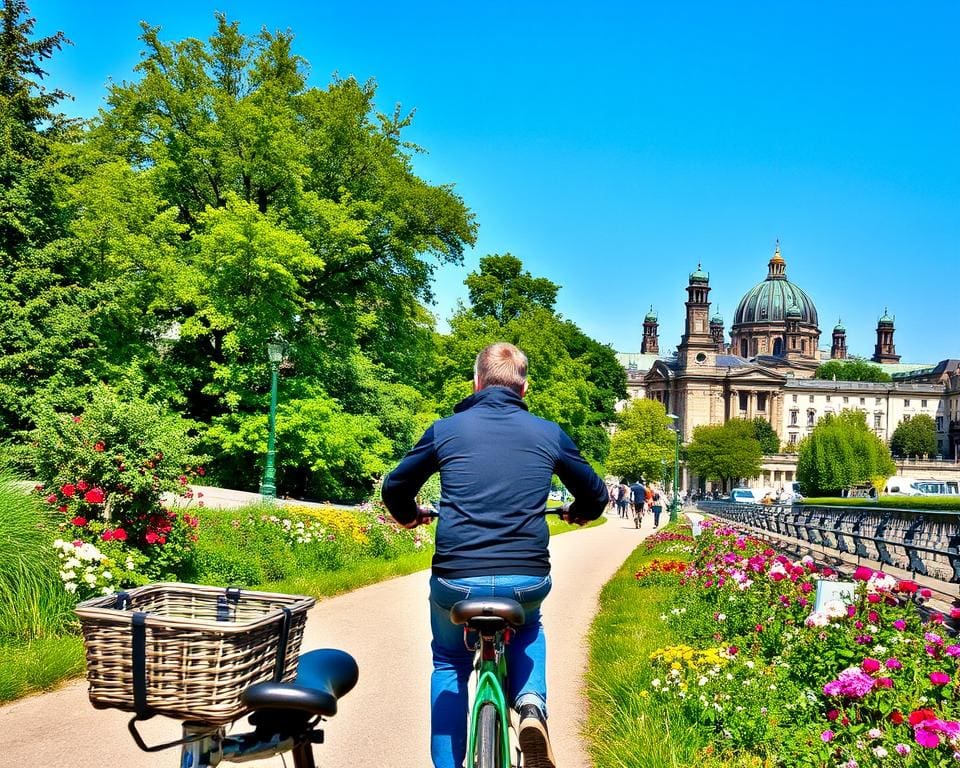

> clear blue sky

[{"left": 30, "top": 0, "right": 960, "bottom": 363}]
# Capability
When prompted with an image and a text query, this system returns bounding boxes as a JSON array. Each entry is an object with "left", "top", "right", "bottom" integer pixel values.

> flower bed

[{"left": 645, "top": 519, "right": 960, "bottom": 766}]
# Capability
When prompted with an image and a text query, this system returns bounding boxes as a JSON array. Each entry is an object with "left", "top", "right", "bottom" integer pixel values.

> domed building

[{"left": 729, "top": 243, "right": 820, "bottom": 360}]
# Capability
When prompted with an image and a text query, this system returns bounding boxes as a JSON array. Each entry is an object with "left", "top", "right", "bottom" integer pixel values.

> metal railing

[{"left": 697, "top": 501, "right": 960, "bottom": 586}]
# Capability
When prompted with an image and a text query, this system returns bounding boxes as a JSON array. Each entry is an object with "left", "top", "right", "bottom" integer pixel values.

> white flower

[
  {"left": 651, "top": 679, "right": 661, "bottom": 688},
  {"left": 125, "top": 557, "right": 136, "bottom": 570},
  {"left": 84, "top": 573, "right": 97, "bottom": 585},
  {"left": 745, "top": 660, "right": 755, "bottom": 669},
  {"left": 868, "top": 728, "right": 882, "bottom": 739},
  {"left": 53, "top": 538, "right": 65, "bottom": 549},
  {"left": 101, "top": 586, "right": 116, "bottom": 595},
  {"left": 102, "top": 570, "right": 113, "bottom": 581},
  {"left": 64, "top": 582, "right": 77, "bottom": 593},
  {"left": 64, "top": 557, "right": 81, "bottom": 569},
  {"left": 716, "top": 613, "right": 726, "bottom": 621},
  {"left": 698, "top": 676, "right": 708, "bottom": 686}
]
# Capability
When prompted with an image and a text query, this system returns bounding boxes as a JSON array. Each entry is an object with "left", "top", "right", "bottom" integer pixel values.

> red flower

[
  {"left": 72, "top": 415, "right": 81, "bottom": 423},
  {"left": 755, "top": 624, "right": 763, "bottom": 633},
  {"left": 145, "top": 531, "right": 159, "bottom": 544},
  {"left": 71, "top": 516, "right": 87, "bottom": 527},
  {"left": 112, "top": 528, "right": 127, "bottom": 541},
  {"left": 84, "top": 488, "right": 105, "bottom": 504},
  {"left": 867, "top": 593, "right": 881, "bottom": 603},
  {"left": 58, "top": 504, "right": 68, "bottom": 512},
  {"left": 827, "top": 709, "right": 839, "bottom": 721},
  {"left": 101, "top": 529, "right": 113, "bottom": 541},
  {"left": 897, "top": 580, "right": 918, "bottom": 594},
  {"left": 93, "top": 441, "right": 105, "bottom": 452},
  {"left": 909, "top": 708, "right": 937, "bottom": 726},
  {"left": 950, "top": 607, "right": 960, "bottom": 620},
  {"left": 77, "top": 480, "right": 89, "bottom": 491},
  {"left": 890, "top": 711, "right": 904, "bottom": 725},
  {"left": 45, "top": 493, "right": 57, "bottom": 504},
  {"left": 61, "top": 483, "right": 76, "bottom": 498},
  {"left": 197, "top": 467, "right": 205, "bottom": 476},
  {"left": 919, "top": 588, "right": 933, "bottom": 599},
  {"left": 862, "top": 658, "right": 881, "bottom": 673}
]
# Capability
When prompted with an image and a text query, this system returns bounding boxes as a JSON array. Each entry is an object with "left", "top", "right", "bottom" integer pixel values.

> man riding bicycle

[{"left": 382, "top": 342, "right": 608, "bottom": 768}]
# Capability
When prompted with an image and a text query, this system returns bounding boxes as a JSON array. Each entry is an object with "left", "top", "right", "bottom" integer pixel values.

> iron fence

[{"left": 696, "top": 501, "right": 960, "bottom": 586}]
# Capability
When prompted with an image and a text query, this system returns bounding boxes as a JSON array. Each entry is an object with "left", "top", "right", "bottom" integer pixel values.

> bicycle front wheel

[{"left": 475, "top": 701, "right": 503, "bottom": 768}]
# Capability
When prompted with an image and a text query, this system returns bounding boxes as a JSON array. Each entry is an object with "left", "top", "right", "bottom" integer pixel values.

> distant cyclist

[
  {"left": 382, "top": 342, "right": 608, "bottom": 768},
  {"left": 629, "top": 478, "right": 645, "bottom": 522}
]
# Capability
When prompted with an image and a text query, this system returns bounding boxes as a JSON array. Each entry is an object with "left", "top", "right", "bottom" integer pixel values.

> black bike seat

[
  {"left": 242, "top": 648, "right": 359, "bottom": 717},
  {"left": 450, "top": 598, "right": 525, "bottom": 629}
]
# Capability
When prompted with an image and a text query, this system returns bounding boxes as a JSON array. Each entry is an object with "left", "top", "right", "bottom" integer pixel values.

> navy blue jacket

[{"left": 381, "top": 386, "right": 608, "bottom": 578}]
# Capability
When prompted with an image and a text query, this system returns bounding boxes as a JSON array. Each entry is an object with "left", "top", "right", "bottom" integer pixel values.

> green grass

[
  {"left": 585, "top": 532, "right": 710, "bottom": 768},
  {"left": 801, "top": 495, "right": 960, "bottom": 510},
  {"left": 0, "top": 636, "right": 85, "bottom": 703}
]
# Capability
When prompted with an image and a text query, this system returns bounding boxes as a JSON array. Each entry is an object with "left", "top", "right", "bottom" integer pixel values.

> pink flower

[
  {"left": 876, "top": 677, "right": 893, "bottom": 688},
  {"left": 847, "top": 605, "right": 857, "bottom": 617},
  {"left": 824, "top": 667, "right": 876, "bottom": 698},
  {"left": 800, "top": 582, "right": 813, "bottom": 593},
  {"left": 893, "top": 619, "right": 907, "bottom": 631},
  {"left": 76, "top": 480, "right": 89, "bottom": 491},
  {"left": 886, "top": 658, "right": 903, "bottom": 670},
  {"left": 867, "top": 593, "right": 881, "bottom": 603},
  {"left": 894, "top": 743, "right": 910, "bottom": 755},
  {"left": 61, "top": 483, "right": 76, "bottom": 498},
  {"left": 862, "top": 658, "right": 881, "bottom": 673},
  {"left": 145, "top": 531, "right": 159, "bottom": 544},
  {"left": 920, "top": 588, "right": 932, "bottom": 599},
  {"left": 929, "top": 671, "right": 951, "bottom": 685},
  {"left": 112, "top": 528, "right": 127, "bottom": 541},
  {"left": 854, "top": 566, "right": 874, "bottom": 581},
  {"left": 101, "top": 529, "right": 113, "bottom": 541},
  {"left": 946, "top": 645, "right": 960, "bottom": 657},
  {"left": 45, "top": 493, "right": 57, "bottom": 504},
  {"left": 821, "top": 730, "right": 834, "bottom": 742}
]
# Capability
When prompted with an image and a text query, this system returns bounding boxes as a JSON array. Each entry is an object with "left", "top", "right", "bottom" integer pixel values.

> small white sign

[
  {"left": 813, "top": 579, "right": 856, "bottom": 613},
  {"left": 684, "top": 512, "right": 704, "bottom": 537}
]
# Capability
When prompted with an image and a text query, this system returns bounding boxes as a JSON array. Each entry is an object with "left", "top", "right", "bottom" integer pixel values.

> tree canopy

[
  {"left": 796, "top": 411, "right": 895, "bottom": 495},
  {"left": 890, "top": 414, "right": 937, "bottom": 458},
  {"left": 606, "top": 399, "right": 676, "bottom": 484},
  {"left": 684, "top": 419, "right": 763, "bottom": 487},
  {"left": 752, "top": 417, "right": 781, "bottom": 454},
  {"left": 814, "top": 360, "right": 891, "bottom": 382}
]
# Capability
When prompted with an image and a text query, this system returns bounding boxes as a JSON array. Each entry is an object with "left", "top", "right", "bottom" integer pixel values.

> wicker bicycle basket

[{"left": 75, "top": 582, "right": 315, "bottom": 724}]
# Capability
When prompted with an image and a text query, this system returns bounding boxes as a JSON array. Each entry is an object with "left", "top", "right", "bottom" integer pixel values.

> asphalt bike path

[{"left": 0, "top": 510, "right": 653, "bottom": 767}]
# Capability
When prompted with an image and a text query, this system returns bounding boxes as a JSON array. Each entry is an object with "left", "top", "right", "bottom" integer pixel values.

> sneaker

[{"left": 517, "top": 704, "right": 556, "bottom": 768}]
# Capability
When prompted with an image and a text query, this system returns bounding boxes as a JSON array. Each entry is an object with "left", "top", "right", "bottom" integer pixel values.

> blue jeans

[{"left": 428, "top": 573, "right": 552, "bottom": 768}]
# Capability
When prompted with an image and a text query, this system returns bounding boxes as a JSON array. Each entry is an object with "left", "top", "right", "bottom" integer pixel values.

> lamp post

[
  {"left": 666, "top": 413, "right": 681, "bottom": 522},
  {"left": 259, "top": 336, "right": 285, "bottom": 499}
]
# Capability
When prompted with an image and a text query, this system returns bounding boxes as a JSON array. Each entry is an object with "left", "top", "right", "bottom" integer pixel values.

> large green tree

[
  {"left": 814, "top": 359, "right": 891, "bottom": 382},
  {"left": 606, "top": 399, "right": 676, "bottom": 483},
  {"left": 0, "top": 1, "right": 90, "bottom": 436},
  {"left": 752, "top": 416, "right": 781, "bottom": 454},
  {"left": 685, "top": 419, "right": 763, "bottom": 488},
  {"left": 7, "top": 15, "right": 476, "bottom": 500},
  {"left": 796, "top": 410, "right": 895, "bottom": 495},
  {"left": 890, "top": 414, "right": 937, "bottom": 458},
  {"left": 464, "top": 254, "right": 558, "bottom": 324}
]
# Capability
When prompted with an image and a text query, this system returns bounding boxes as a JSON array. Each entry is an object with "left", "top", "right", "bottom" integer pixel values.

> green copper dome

[
  {"left": 833, "top": 318, "right": 845, "bottom": 333},
  {"left": 710, "top": 311, "right": 724, "bottom": 325},
  {"left": 689, "top": 263, "right": 709, "bottom": 283},
  {"left": 644, "top": 305, "right": 658, "bottom": 323},
  {"left": 732, "top": 246, "right": 818, "bottom": 328},
  {"left": 878, "top": 308, "right": 894, "bottom": 326}
]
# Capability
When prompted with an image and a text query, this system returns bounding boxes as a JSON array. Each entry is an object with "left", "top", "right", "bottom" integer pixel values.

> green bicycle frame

[{"left": 465, "top": 646, "right": 512, "bottom": 767}]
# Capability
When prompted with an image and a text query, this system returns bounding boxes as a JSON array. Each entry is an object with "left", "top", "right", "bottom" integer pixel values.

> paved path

[{"left": 1, "top": 512, "right": 652, "bottom": 767}]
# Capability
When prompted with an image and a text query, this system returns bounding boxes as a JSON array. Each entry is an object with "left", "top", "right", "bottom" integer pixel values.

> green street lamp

[
  {"left": 666, "top": 412, "right": 681, "bottom": 522},
  {"left": 259, "top": 336, "right": 286, "bottom": 500}
]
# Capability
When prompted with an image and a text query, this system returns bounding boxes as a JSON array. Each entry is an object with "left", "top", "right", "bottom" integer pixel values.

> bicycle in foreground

[{"left": 75, "top": 583, "right": 358, "bottom": 768}]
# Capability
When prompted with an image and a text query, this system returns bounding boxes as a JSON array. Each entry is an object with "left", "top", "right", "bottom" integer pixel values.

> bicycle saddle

[
  {"left": 450, "top": 598, "right": 525, "bottom": 629},
  {"left": 242, "top": 648, "right": 359, "bottom": 717}
]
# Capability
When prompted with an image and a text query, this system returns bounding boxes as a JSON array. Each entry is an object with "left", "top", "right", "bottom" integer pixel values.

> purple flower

[
  {"left": 893, "top": 619, "right": 907, "bottom": 631},
  {"left": 821, "top": 729, "right": 835, "bottom": 742},
  {"left": 946, "top": 645, "right": 960, "bottom": 658},
  {"left": 894, "top": 743, "right": 910, "bottom": 755},
  {"left": 885, "top": 658, "right": 903, "bottom": 670},
  {"left": 929, "top": 671, "right": 951, "bottom": 685},
  {"left": 823, "top": 667, "right": 876, "bottom": 698}
]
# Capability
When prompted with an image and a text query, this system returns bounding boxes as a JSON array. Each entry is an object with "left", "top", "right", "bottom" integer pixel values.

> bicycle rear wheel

[{"left": 476, "top": 701, "right": 503, "bottom": 768}]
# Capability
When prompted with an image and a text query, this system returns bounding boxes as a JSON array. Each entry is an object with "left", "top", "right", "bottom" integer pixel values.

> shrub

[{"left": 800, "top": 496, "right": 960, "bottom": 511}]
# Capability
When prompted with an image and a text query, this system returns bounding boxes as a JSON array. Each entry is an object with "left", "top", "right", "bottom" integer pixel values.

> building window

[
  {"left": 860, "top": 397, "right": 866, "bottom": 405},
  {"left": 937, "top": 416, "right": 943, "bottom": 431},
  {"left": 904, "top": 399, "right": 910, "bottom": 407},
  {"left": 789, "top": 433, "right": 798, "bottom": 445},
  {"left": 874, "top": 413, "right": 882, "bottom": 429},
  {"left": 757, "top": 393, "right": 767, "bottom": 411},
  {"left": 843, "top": 396, "right": 849, "bottom": 404},
  {"left": 807, "top": 410, "right": 816, "bottom": 426},
  {"left": 826, "top": 395, "right": 832, "bottom": 403},
  {"left": 876, "top": 397, "right": 882, "bottom": 405},
  {"left": 921, "top": 399, "right": 928, "bottom": 408},
  {"left": 739, "top": 392, "right": 749, "bottom": 412},
  {"left": 790, "top": 410, "right": 799, "bottom": 426},
  {"left": 792, "top": 394, "right": 798, "bottom": 403},
  {"left": 809, "top": 395, "right": 815, "bottom": 403}
]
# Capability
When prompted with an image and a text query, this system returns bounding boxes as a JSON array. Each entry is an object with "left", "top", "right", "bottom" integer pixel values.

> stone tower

[
  {"left": 678, "top": 264, "right": 716, "bottom": 369},
  {"left": 831, "top": 319, "right": 847, "bottom": 360},
  {"left": 709, "top": 310, "right": 725, "bottom": 352},
  {"left": 641, "top": 306, "right": 659, "bottom": 354},
  {"left": 871, "top": 309, "right": 900, "bottom": 363}
]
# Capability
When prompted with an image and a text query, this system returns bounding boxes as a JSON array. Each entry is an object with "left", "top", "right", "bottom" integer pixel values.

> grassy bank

[
  {"left": 801, "top": 495, "right": 960, "bottom": 510},
  {"left": 585, "top": 528, "right": 712, "bottom": 768},
  {"left": 3, "top": 503, "right": 601, "bottom": 703}
]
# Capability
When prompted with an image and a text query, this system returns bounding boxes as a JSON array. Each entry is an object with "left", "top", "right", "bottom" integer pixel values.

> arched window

[{"left": 773, "top": 337, "right": 784, "bottom": 356}]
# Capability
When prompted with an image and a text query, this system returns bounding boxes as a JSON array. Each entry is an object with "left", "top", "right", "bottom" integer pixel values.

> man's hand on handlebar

[
  {"left": 560, "top": 502, "right": 589, "bottom": 527},
  {"left": 401, "top": 505, "right": 437, "bottom": 529}
]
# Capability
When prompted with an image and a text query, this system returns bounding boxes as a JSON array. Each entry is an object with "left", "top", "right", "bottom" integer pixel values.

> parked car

[
  {"left": 885, "top": 477, "right": 959, "bottom": 496},
  {"left": 730, "top": 488, "right": 763, "bottom": 504}
]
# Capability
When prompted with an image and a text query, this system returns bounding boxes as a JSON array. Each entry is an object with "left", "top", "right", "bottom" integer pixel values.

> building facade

[{"left": 617, "top": 244, "right": 959, "bottom": 491}]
